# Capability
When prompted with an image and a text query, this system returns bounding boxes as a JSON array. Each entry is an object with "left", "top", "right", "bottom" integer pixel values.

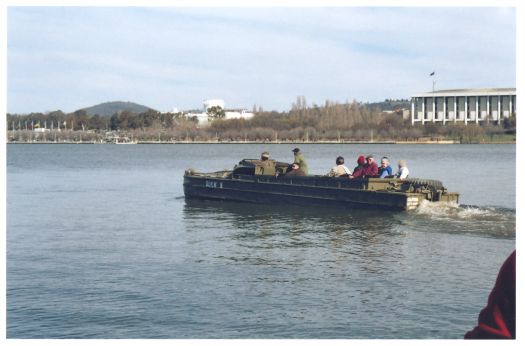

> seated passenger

[
  {"left": 365, "top": 156, "right": 379, "bottom": 177},
  {"left": 378, "top": 157, "right": 393, "bottom": 178},
  {"left": 350, "top": 155, "right": 379, "bottom": 179},
  {"left": 395, "top": 159, "right": 410, "bottom": 180},
  {"left": 350, "top": 155, "right": 366, "bottom": 179},
  {"left": 353, "top": 155, "right": 366, "bottom": 175},
  {"left": 260, "top": 151, "right": 271, "bottom": 165},
  {"left": 286, "top": 163, "right": 306, "bottom": 176},
  {"left": 259, "top": 151, "right": 275, "bottom": 175},
  {"left": 327, "top": 156, "right": 352, "bottom": 177}
]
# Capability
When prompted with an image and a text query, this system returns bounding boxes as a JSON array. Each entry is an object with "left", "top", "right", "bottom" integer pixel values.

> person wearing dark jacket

[
  {"left": 285, "top": 163, "right": 305, "bottom": 176},
  {"left": 465, "top": 250, "right": 515, "bottom": 339}
]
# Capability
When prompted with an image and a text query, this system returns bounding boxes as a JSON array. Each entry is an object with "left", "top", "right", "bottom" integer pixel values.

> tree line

[{"left": 6, "top": 97, "right": 516, "bottom": 143}]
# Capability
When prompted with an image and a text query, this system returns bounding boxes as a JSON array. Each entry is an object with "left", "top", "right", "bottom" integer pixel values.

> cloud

[{"left": 7, "top": 6, "right": 516, "bottom": 113}]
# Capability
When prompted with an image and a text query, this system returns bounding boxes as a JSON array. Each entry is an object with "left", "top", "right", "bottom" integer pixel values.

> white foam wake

[
  {"left": 415, "top": 200, "right": 508, "bottom": 221},
  {"left": 411, "top": 200, "right": 515, "bottom": 238}
]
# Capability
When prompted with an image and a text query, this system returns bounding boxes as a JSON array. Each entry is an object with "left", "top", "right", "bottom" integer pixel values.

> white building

[
  {"left": 184, "top": 99, "right": 254, "bottom": 126},
  {"left": 411, "top": 88, "right": 516, "bottom": 125},
  {"left": 203, "top": 99, "right": 225, "bottom": 112},
  {"left": 225, "top": 109, "right": 254, "bottom": 120}
]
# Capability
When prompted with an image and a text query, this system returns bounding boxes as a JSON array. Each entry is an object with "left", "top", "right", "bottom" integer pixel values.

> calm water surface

[{"left": 6, "top": 144, "right": 515, "bottom": 338}]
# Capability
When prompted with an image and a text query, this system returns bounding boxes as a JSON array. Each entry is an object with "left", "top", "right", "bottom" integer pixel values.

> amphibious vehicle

[{"left": 183, "top": 158, "right": 459, "bottom": 211}]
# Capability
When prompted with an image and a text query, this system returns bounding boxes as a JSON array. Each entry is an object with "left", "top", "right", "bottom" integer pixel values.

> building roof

[{"left": 412, "top": 88, "right": 516, "bottom": 98}]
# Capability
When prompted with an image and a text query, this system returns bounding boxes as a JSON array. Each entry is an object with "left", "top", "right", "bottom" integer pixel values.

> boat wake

[
  {"left": 412, "top": 200, "right": 515, "bottom": 238},
  {"left": 415, "top": 200, "right": 510, "bottom": 220}
]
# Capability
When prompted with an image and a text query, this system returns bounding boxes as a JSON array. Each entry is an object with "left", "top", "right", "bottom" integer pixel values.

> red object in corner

[{"left": 465, "top": 250, "right": 516, "bottom": 339}]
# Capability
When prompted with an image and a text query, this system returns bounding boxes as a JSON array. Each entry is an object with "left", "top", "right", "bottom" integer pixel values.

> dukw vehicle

[{"left": 183, "top": 158, "right": 459, "bottom": 211}]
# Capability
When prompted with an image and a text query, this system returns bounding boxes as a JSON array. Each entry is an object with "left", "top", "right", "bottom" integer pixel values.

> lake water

[{"left": 6, "top": 143, "right": 516, "bottom": 338}]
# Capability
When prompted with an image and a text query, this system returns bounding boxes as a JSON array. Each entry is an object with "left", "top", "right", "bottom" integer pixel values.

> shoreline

[{"left": 6, "top": 140, "right": 515, "bottom": 145}]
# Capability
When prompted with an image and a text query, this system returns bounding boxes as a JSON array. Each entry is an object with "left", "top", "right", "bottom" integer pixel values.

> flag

[{"left": 430, "top": 72, "right": 435, "bottom": 76}]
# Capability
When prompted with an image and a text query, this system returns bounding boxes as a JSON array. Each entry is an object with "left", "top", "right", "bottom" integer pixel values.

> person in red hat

[
  {"left": 350, "top": 155, "right": 378, "bottom": 179},
  {"left": 350, "top": 155, "right": 366, "bottom": 178}
]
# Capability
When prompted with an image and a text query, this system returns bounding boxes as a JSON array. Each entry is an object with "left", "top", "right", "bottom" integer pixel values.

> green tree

[
  {"left": 110, "top": 114, "right": 119, "bottom": 130},
  {"left": 502, "top": 113, "right": 516, "bottom": 132},
  {"left": 207, "top": 106, "right": 225, "bottom": 119},
  {"left": 88, "top": 114, "right": 109, "bottom": 130}
]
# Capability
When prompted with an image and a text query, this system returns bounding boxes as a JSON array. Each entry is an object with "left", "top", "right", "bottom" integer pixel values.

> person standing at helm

[{"left": 292, "top": 148, "right": 308, "bottom": 175}]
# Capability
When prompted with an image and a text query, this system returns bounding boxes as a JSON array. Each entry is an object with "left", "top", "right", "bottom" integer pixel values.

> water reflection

[
  {"left": 183, "top": 198, "right": 407, "bottom": 275},
  {"left": 184, "top": 198, "right": 399, "bottom": 224},
  {"left": 183, "top": 198, "right": 401, "bottom": 234}
]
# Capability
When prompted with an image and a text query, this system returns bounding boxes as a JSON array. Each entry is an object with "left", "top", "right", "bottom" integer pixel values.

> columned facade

[{"left": 411, "top": 88, "right": 516, "bottom": 125}]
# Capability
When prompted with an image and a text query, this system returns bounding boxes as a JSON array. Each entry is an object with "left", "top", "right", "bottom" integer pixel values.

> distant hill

[
  {"left": 80, "top": 101, "right": 156, "bottom": 117},
  {"left": 365, "top": 99, "right": 410, "bottom": 111}
]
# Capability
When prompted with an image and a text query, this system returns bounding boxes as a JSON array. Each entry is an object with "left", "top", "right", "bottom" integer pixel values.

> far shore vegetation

[{"left": 6, "top": 97, "right": 516, "bottom": 144}]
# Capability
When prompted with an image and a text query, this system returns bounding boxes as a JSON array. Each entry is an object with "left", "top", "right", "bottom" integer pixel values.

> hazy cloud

[{"left": 7, "top": 7, "right": 516, "bottom": 113}]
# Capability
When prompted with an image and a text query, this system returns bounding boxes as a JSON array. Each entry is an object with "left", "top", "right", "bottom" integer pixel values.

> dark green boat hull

[{"left": 183, "top": 174, "right": 459, "bottom": 211}]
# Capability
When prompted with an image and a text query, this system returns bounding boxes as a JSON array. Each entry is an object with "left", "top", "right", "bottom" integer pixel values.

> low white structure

[
  {"left": 225, "top": 109, "right": 254, "bottom": 120},
  {"left": 184, "top": 112, "right": 210, "bottom": 125},
  {"left": 411, "top": 88, "right": 516, "bottom": 125},
  {"left": 184, "top": 99, "right": 254, "bottom": 126},
  {"left": 203, "top": 99, "right": 225, "bottom": 111}
]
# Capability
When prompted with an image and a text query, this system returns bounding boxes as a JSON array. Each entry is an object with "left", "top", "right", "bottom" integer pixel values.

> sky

[{"left": 6, "top": 5, "right": 517, "bottom": 114}]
